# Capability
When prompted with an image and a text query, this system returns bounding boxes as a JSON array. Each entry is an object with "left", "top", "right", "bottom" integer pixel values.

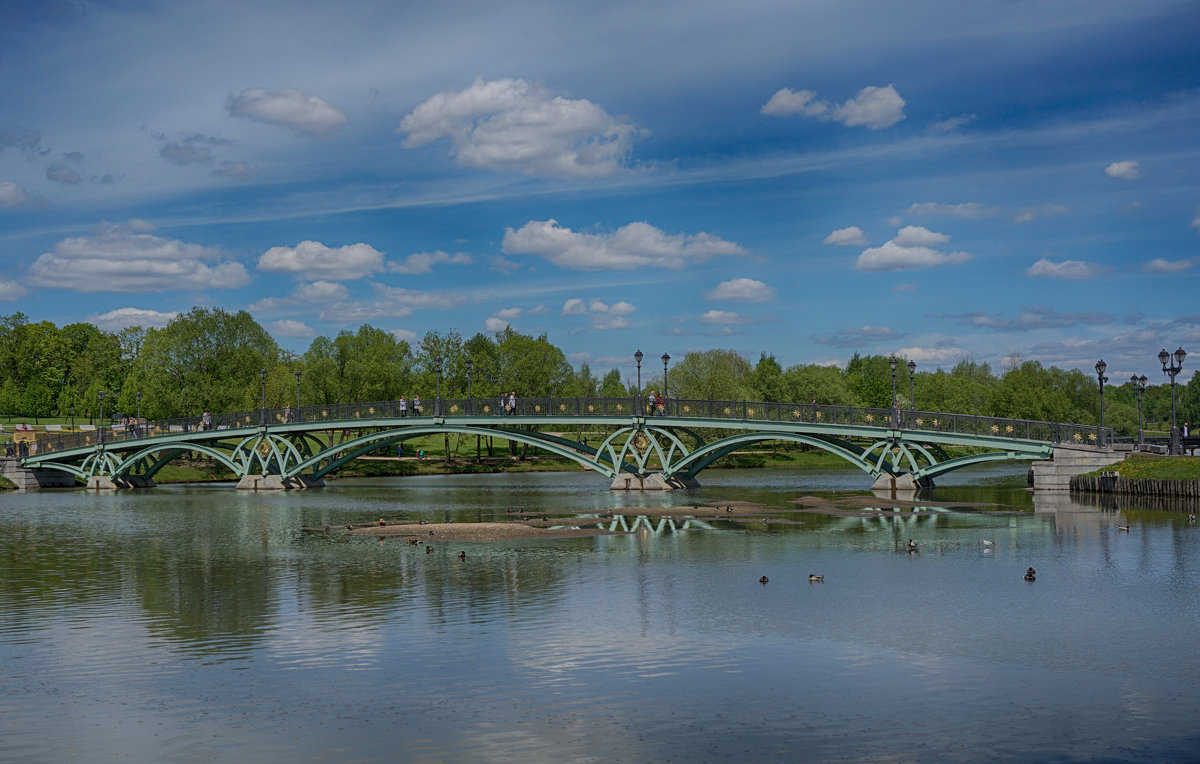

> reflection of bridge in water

[{"left": 18, "top": 395, "right": 1112, "bottom": 491}]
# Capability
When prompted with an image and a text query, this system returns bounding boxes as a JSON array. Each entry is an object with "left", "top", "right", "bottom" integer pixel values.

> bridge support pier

[
  {"left": 610, "top": 472, "right": 700, "bottom": 491},
  {"left": 236, "top": 474, "right": 326, "bottom": 490},
  {"left": 871, "top": 472, "right": 933, "bottom": 492}
]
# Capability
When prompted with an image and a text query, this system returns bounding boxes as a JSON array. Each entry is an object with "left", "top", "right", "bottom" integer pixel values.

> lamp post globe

[
  {"left": 1095, "top": 360, "right": 1108, "bottom": 445},
  {"left": 661, "top": 353, "right": 670, "bottom": 407},
  {"left": 906, "top": 360, "right": 916, "bottom": 415},
  {"left": 465, "top": 358, "right": 474, "bottom": 414},
  {"left": 634, "top": 350, "right": 643, "bottom": 414},
  {"left": 259, "top": 368, "right": 267, "bottom": 426}
]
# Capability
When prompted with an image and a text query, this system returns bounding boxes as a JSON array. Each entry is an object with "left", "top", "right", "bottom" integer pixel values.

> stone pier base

[
  {"left": 871, "top": 472, "right": 933, "bottom": 492},
  {"left": 87, "top": 475, "right": 117, "bottom": 490},
  {"left": 610, "top": 472, "right": 700, "bottom": 491},
  {"left": 1030, "top": 444, "right": 1131, "bottom": 491},
  {"left": 236, "top": 474, "right": 326, "bottom": 490},
  {"left": 0, "top": 457, "right": 79, "bottom": 489}
]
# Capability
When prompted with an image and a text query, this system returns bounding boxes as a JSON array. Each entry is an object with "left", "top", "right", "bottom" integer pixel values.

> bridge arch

[{"left": 665, "top": 432, "right": 887, "bottom": 480}]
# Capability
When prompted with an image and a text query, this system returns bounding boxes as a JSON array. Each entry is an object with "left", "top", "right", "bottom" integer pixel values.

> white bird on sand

[{"left": 982, "top": 539, "right": 994, "bottom": 546}]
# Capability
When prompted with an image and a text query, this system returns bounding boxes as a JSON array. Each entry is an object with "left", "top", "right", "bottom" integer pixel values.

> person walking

[
  {"left": 201, "top": 410, "right": 212, "bottom": 431},
  {"left": 399, "top": 396, "right": 407, "bottom": 417},
  {"left": 413, "top": 395, "right": 422, "bottom": 415},
  {"left": 508, "top": 392, "right": 516, "bottom": 415}
]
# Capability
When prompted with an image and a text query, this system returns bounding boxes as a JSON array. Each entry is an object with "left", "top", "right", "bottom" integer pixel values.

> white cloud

[
  {"left": 502, "top": 219, "right": 745, "bottom": 270},
  {"left": 855, "top": 228, "right": 971, "bottom": 272},
  {"left": 372, "top": 284, "right": 469, "bottom": 309},
  {"left": 811, "top": 325, "right": 904, "bottom": 347},
  {"left": 561, "top": 296, "right": 636, "bottom": 330},
  {"left": 1191, "top": 207, "right": 1200, "bottom": 233},
  {"left": 1141, "top": 257, "right": 1191, "bottom": 274},
  {"left": 388, "top": 250, "right": 472, "bottom": 275},
  {"left": 294, "top": 280, "right": 350, "bottom": 302},
  {"left": 906, "top": 202, "right": 999, "bottom": 219},
  {"left": 27, "top": 220, "right": 250, "bottom": 293},
  {"left": 762, "top": 84, "right": 905, "bottom": 129},
  {"left": 398, "top": 78, "right": 640, "bottom": 178},
  {"left": 700, "top": 310, "right": 753, "bottom": 325},
  {"left": 1105, "top": 160, "right": 1140, "bottom": 180},
  {"left": 928, "top": 114, "right": 976, "bottom": 133},
  {"left": 493, "top": 306, "right": 524, "bottom": 320},
  {"left": 46, "top": 164, "right": 82, "bottom": 184},
  {"left": 0, "top": 278, "right": 29, "bottom": 301},
  {"left": 894, "top": 346, "right": 968, "bottom": 364},
  {"left": 1014, "top": 204, "right": 1068, "bottom": 223},
  {"left": 823, "top": 226, "right": 867, "bottom": 246},
  {"left": 484, "top": 317, "right": 509, "bottom": 332},
  {"left": 87, "top": 307, "right": 178, "bottom": 330},
  {"left": 833, "top": 85, "right": 906, "bottom": 129},
  {"left": 266, "top": 319, "right": 315, "bottom": 338},
  {"left": 258, "top": 241, "right": 383, "bottom": 281},
  {"left": 318, "top": 301, "right": 413, "bottom": 323},
  {"left": 705, "top": 278, "right": 776, "bottom": 302},
  {"left": 760, "top": 88, "right": 828, "bottom": 117},
  {"left": 227, "top": 88, "right": 347, "bottom": 137},
  {"left": 1026, "top": 258, "right": 1105, "bottom": 280},
  {"left": 892, "top": 225, "right": 949, "bottom": 247},
  {"left": 0, "top": 181, "right": 29, "bottom": 207},
  {"left": 390, "top": 329, "right": 418, "bottom": 344},
  {"left": 488, "top": 255, "right": 521, "bottom": 273}
]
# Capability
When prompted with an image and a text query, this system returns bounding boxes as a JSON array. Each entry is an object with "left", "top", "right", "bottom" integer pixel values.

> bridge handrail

[{"left": 25, "top": 395, "right": 1111, "bottom": 458}]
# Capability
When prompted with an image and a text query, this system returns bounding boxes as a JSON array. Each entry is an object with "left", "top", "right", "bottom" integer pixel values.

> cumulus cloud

[
  {"left": 87, "top": 307, "right": 179, "bottom": 331},
  {"left": 484, "top": 317, "right": 510, "bottom": 332},
  {"left": 761, "top": 84, "right": 905, "bottom": 129},
  {"left": 1105, "top": 161, "right": 1140, "bottom": 180},
  {"left": 266, "top": 319, "right": 316, "bottom": 338},
  {"left": 502, "top": 219, "right": 745, "bottom": 270},
  {"left": 227, "top": 88, "right": 348, "bottom": 137},
  {"left": 943, "top": 306, "right": 1114, "bottom": 331},
  {"left": 700, "top": 310, "right": 754, "bottom": 325},
  {"left": 252, "top": 280, "right": 350, "bottom": 312},
  {"left": 811, "top": 325, "right": 904, "bottom": 347},
  {"left": 388, "top": 250, "right": 472, "bottom": 275},
  {"left": 373, "top": 284, "right": 468, "bottom": 309},
  {"left": 1191, "top": 207, "right": 1200, "bottom": 233},
  {"left": 823, "top": 226, "right": 867, "bottom": 246},
  {"left": 258, "top": 241, "right": 383, "bottom": 281},
  {"left": 561, "top": 297, "right": 636, "bottom": 330},
  {"left": 0, "top": 278, "right": 29, "bottom": 301},
  {"left": 1026, "top": 258, "right": 1105, "bottom": 280},
  {"left": 704, "top": 278, "right": 775, "bottom": 302},
  {"left": 905, "top": 202, "right": 999, "bottom": 219},
  {"left": 894, "top": 346, "right": 968, "bottom": 364},
  {"left": 391, "top": 328, "right": 418, "bottom": 344},
  {"left": 1142, "top": 257, "right": 1191, "bottom": 274},
  {"left": 27, "top": 220, "right": 250, "bottom": 293},
  {"left": 855, "top": 227, "right": 971, "bottom": 272},
  {"left": 398, "top": 78, "right": 641, "bottom": 178},
  {"left": 0, "top": 129, "right": 44, "bottom": 158},
  {"left": 45, "top": 164, "right": 82, "bottom": 184},
  {"left": 0, "top": 181, "right": 29, "bottom": 207}
]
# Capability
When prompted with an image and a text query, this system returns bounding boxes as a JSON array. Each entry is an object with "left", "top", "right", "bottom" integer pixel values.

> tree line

[{"left": 1, "top": 307, "right": 1196, "bottom": 436}]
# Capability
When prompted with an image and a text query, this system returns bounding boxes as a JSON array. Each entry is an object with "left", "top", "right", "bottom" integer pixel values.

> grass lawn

[{"left": 1084, "top": 454, "right": 1200, "bottom": 480}]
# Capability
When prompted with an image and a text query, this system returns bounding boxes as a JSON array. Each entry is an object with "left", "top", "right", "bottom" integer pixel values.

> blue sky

[{"left": 1, "top": 0, "right": 1198, "bottom": 381}]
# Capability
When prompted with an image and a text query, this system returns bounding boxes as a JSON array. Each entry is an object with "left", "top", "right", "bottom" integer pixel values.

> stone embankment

[
  {"left": 1029, "top": 444, "right": 1131, "bottom": 491},
  {"left": 1070, "top": 474, "right": 1200, "bottom": 499},
  {"left": 0, "top": 457, "right": 76, "bottom": 488}
]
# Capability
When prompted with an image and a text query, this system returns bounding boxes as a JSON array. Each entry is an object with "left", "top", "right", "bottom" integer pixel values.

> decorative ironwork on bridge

[{"left": 19, "top": 395, "right": 1106, "bottom": 491}]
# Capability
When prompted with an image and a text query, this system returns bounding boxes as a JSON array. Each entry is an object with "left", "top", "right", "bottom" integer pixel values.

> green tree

[
  {"left": 751, "top": 353, "right": 785, "bottom": 401},
  {"left": 669, "top": 349, "right": 755, "bottom": 401},
  {"left": 781, "top": 363, "right": 853, "bottom": 405},
  {"left": 598, "top": 368, "right": 627, "bottom": 397}
]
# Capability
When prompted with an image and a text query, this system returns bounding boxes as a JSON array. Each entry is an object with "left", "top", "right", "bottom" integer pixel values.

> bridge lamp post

[
  {"left": 434, "top": 356, "right": 443, "bottom": 417},
  {"left": 907, "top": 360, "right": 916, "bottom": 417},
  {"left": 1095, "top": 360, "right": 1108, "bottom": 446},
  {"left": 98, "top": 390, "right": 106, "bottom": 444},
  {"left": 634, "top": 350, "right": 643, "bottom": 416},
  {"left": 69, "top": 406, "right": 74, "bottom": 431},
  {"left": 1132, "top": 374, "right": 1147, "bottom": 447},
  {"left": 136, "top": 391, "right": 142, "bottom": 436},
  {"left": 661, "top": 353, "right": 670, "bottom": 407},
  {"left": 294, "top": 370, "right": 302, "bottom": 419},
  {"left": 889, "top": 357, "right": 898, "bottom": 428},
  {"left": 465, "top": 358, "right": 474, "bottom": 415},
  {"left": 259, "top": 368, "right": 267, "bottom": 427},
  {"left": 1159, "top": 347, "right": 1186, "bottom": 454}
]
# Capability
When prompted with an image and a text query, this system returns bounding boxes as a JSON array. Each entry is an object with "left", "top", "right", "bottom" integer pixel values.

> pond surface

[{"left": 2, "top": 466, "right": 1199, "bottom": 763}]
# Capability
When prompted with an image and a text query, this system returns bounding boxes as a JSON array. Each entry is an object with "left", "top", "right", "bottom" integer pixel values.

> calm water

[{"left": 2, "top": 466, "right": 1199, "bottom": 763}]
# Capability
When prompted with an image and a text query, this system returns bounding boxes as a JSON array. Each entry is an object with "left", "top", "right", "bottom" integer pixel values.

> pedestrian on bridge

[
  {"left": 201, "top": 410, "right": 212, "bottom": 431},
  {"left": 508, "top": 392, "right": 516, "bottom": 415},
  {"left": 413, "top": 395, "right": 422, "bottom": 415},
  {"left": 399, "top": 396, "right": 407, "bottom": 417}
]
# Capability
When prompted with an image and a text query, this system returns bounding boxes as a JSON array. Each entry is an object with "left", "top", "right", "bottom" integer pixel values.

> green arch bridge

[{"left": 19, "top": 396, "right": 1111, "bottom": 491}]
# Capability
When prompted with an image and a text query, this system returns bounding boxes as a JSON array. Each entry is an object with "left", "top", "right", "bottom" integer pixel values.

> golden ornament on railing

[
  {"left": 793, "top": 409, "right": 801, "bottom": 418},
  {"left": 616, "top": 404, "right": 624, "bottom": 411},
  {"left": 915, "top": 418, "right": 924, "bottom": 427},
  {"left": 747, "top": 408, "right": 755, "bottom": 416},
  {"left": 322, "top": 410, "right": 328, "bottom": 417},
  {"left": 353, "top": 411, "right": 360, "bottom": 417},
  {"left": 534, "top": 405, "right": 542, "bottom": 412},
  {"left": 244, "top": 416, "right": 252, "bottom": 424},
  {"left": 558, "top": 404, "right": 566, "bottom": 411},
  {"left": 990, "top": 425, "right": 999, "bottom": 433},
  {"left": 483, "top": 405, "right": 491, "bottom": 413},
  {"left": 723, "top": 407, "right": 732, "bottom": 416},
  {"left": 866, "top": 414, "right": 875, "bottom": 423},
  {"left": 1073, "top": 432, "right": 1082, "bottom": 442},
  {"left": 1088, "top": 433, "right": 1097, "bottom": 442},
  {"left": 683, "top": 405, "right": 691, "bottom": 413},
  {"left": 1005, "top": 425, "right": 1014, "bottom": 434},
  {"left": 450, "top": 405, "right": 459, "bottom": 413},
  {"left": 932, "top": 418, "right": 940, "bottom": 428},
  {"left": 816, "top": 411, "right": 822, "bottom": 419},
  {"left": 587, "top": 404, "right": 595, "bottom": 412},
  {"left": 368, "top": 407, "right": 375, "bottom": 415}
]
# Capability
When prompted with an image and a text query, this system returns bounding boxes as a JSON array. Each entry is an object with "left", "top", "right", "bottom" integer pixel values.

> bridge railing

[{"left": 26, "top": 395, "right": 1110, "bottom": 457}]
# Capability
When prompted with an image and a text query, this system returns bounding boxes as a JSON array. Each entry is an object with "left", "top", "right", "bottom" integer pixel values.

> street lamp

[
  {"left": 907, "top": 360, "right": 916, "bottom": 418},
  {"left": 1131, "top": 374, "right": 1148, "bottom": 447},
  {"left": 465, "top": 358, "right": 474, "bottom": 415},
  {"left": 1159, "top": 347, "right": 1186, "bottom": 454},
  {"left": 69, "top": 406, "right": 75, "bottom": 431},
  {"left": 634, "top": 349, "right": 643, "bottom": 416},
  {"left": 294, "top": 370, "right": 302, "bottom": 420},
  {"left": 98, "top": 390, "right": 106, "bottom": 444},
  {"left": 259, "top": 368, "right": 267, "bottom": 427},
  {"left": 889, "top": 356, "right": 898, "bottom": 428},
  {"left": 1095, "top": 360, "right": 1108, "bottom": 446},
  {"left": 661, "top": 353, "right": 670, "bottom": 411},
  {"left": 136, "top": 391, "right": 142, "bottom": 436},
  {"left": 434, "top": 356, "right": 443, "bottom": 417}
]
